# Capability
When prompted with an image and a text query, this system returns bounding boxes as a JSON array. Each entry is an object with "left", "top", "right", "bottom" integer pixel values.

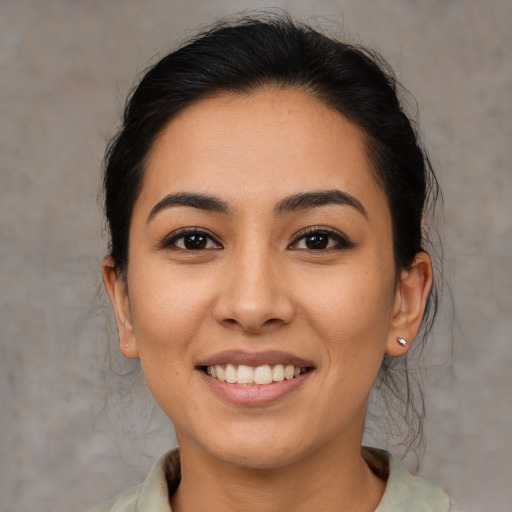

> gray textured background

[{"left": 1, "top": 1, "right": 511, "bottom": 511}]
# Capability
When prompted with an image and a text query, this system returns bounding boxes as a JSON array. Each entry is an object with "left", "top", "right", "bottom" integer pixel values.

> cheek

[
  {"left": 125, "top": 266, "right": 206, "bottom": 416},
  {"left": 296, "top": 257, "right": 396, "bottom": 361},
  {"left": 126, "top": 263, "right": 213, "bottom": 357}
]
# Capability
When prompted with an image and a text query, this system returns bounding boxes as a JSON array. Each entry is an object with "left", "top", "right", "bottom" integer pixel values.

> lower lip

[{"left": 198, "top": 370, "right": 313, "bottom": 406}]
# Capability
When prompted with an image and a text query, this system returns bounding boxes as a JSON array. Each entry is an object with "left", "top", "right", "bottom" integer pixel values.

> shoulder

[
  {"left": 88, "top": 484, "right": 143, "bottom": 512},
  {"left": 89, "top": 447, "right": 459, "bottom": 512},
  {"left": 363, "top": 447, "right": 453, "bottom": 512},
  {"left": 87, "top": 450, "right": 180, "bottom": 512}
]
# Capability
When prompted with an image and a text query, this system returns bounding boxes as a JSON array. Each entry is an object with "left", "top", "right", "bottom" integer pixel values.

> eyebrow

[
  {"left": 275, "top": 190, "right": 367, "bottom": 218},
  {"left": 147, "top": 192, "right": 231, "bottom": 223},
  {"left": 147, "top": 188, "right": 367, "bottom": 223}
]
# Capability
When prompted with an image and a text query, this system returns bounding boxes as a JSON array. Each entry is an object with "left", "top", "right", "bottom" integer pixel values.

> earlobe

[
  {"left": 385, "top": 252, "right": 433, "bottom": 357},
  {"left": 102, "top": 257, "right": 140, "bottom": 359}
]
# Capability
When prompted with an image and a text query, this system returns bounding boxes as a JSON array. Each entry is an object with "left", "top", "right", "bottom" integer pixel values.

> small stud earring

[
  {"left": 397, "top": 337, "right": 407, "bottom": 347},
  {"left": 124, "top": 342, "right": 129, "bottom": 348}
]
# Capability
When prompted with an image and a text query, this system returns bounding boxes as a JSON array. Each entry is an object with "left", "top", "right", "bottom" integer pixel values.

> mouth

[
  {"left": 195, "top": 350, "right": 315, "bottom": 401},
  {"left": 200, "top": 363, "right": 311, "bottom": 386}
]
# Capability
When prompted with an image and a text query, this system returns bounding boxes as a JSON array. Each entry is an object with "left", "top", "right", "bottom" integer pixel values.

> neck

[{"left": 170, "top": 433, "right": 385, "bottom": 512}]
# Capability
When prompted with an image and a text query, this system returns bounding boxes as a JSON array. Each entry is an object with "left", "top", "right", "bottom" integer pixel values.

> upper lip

[{"left": 196, "top": 350, "right": 315, "bottom": 368}]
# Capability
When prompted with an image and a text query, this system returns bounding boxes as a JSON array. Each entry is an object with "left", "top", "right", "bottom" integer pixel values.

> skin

[{"left": 103, "top": 88, "right": 432, "bottom": 512}]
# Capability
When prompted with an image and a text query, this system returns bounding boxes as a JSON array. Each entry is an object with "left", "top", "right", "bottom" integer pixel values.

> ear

[
  {"left": 102, "top": 257, "right": 139, "bottom": 359},
  {"left": 386, "top": 252, "right": 433, "bottom": 357}
]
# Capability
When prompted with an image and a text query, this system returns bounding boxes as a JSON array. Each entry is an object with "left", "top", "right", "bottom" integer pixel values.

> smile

[{"left": 203, "top": 364, "right": 309, "bottom": 386}]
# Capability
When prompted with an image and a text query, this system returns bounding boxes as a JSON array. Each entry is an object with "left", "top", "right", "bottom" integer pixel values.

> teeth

[
  {"left": 216, "top": 365, "right": 226, "bottom": 382},
  {"left": 254, "top": 365, "right": 273, "bottom": 385},
  {"left": 272, "top": 364, "right": 285, "bottom": 382},
  {"left": 225, "top": 364, "right": 237, "bottom": 384},
  {"left": 237, "top": 364, "right": 254, "bottom": 384},
  {"left": 284, "top": 365, "right": 294, "bottom": 380},
  {"left": 206, "top": 364, "right": 308, "bottom": 386}
]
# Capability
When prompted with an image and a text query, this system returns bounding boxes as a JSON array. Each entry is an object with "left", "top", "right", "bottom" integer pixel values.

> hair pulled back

[{"left": 104, "top": 14, "right": 441, "bottom": 456}]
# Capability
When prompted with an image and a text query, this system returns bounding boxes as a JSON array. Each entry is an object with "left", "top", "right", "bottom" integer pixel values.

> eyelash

[
  {"left": 160, "top": 226, "right": 354, "bottom": 252},
  {"left": 160, "top": 228, "right": 223, "bottom": 251},
  {"left": 289, "top": 226, "right": 355, "bottom": 251}
]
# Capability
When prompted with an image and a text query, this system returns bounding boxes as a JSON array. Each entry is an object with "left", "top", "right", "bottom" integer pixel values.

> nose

[{"left": 212, "top": 247, "right": 295, "bottom": 334}]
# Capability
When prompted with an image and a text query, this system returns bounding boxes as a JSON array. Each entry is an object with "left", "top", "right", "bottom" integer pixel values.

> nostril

[
  {"left": 220, "top": 316, "right": 283, "bottom": 333},
  {"left": 263, "top": 318, "right": 281, "bottom": 326}
]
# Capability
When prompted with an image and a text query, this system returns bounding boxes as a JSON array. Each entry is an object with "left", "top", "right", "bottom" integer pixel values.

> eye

[
  {"left": 289, "top": 227, "right": 354, "bottom": 251},
  {"left": 162, "top": 229, "right": 222, "bottom": 251}
]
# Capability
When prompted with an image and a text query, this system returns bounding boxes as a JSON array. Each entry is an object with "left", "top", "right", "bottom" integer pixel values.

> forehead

[{"left": 138, "top": 88, "right": 388, "bottom": 218}]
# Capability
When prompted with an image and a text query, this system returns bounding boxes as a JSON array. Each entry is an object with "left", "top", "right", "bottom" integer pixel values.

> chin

[
  {"left": 212, "top": 443, "right": 304, "bottom": 470},
  {"left": 193, "top": 426, "right": 318, "bottom": 471}
]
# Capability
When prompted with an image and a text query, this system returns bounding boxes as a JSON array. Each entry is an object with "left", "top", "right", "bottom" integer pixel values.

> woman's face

[{"left": 105, "top": 89, "right": 427, "bottom": 469}]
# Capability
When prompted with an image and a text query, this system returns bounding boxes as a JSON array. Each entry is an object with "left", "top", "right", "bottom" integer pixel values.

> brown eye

[
  {"left": 289, "top": 228, "right": 355, "bottom": 251},
  {"left": 182, "top": 233, "right": 208, "bottom": 250},
  {"left": 163, "top": 230, "right": 222, "bottom": 251},
  {"left": 303, "top": 233, "right": 330, "bottom": 250}
]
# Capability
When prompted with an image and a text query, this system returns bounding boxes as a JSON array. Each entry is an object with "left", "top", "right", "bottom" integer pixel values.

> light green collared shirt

[{"left": 90, "top": 447, "right": 452, "bottom": 512}]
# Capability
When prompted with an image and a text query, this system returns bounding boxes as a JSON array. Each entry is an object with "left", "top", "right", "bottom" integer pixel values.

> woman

[{"left": 94, "top": 15, "right": 454, "bottom": 512}]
